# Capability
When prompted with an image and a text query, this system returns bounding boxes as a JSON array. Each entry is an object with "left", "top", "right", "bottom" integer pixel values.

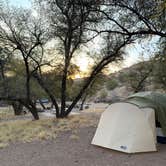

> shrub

[{"left": 106, "top": 79, "right": 118, "bottom": 90}]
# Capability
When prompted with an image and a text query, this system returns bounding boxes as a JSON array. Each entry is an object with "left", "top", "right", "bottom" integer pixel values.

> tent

[
  {"left": 92, "top": 92, "right": 166, "bottom": 153},
  {"left": 92, "top": 102, "right": 157, "bottom": 153}
]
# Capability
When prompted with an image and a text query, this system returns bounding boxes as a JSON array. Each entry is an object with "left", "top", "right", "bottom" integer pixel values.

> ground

[
  {"left": 0, "top": 105, "right": 166, "bottom": 166},
  {"left": 0, "top": 127, "right": 166, "bottom": 166}
]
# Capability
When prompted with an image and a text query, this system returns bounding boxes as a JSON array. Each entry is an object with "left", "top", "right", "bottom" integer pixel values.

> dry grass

[
  {"left": 0, "top": 107, "right": 16, "bottom": 120},
  {"left": 0, "top": 143, "right": 8, "bottom": 149},
  {"left": 83, "top": 108, "right": 105, "bottom": 113},
  {"left": 69, "top": 134, "right": 80, "bottom": 140},
  {"left": 0, "top": 107, "right": 30, "bottom": 121},
  {"left": 82, "top": 103, "right": 109, "bottom": 114},
  {"left": 0, "top": 114, "right": 98, "bottom": 146}
]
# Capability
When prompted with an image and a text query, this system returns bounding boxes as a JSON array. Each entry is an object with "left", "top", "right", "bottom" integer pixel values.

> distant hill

[{"left": 86, "top": 61, "right": 165, "bottom": 103}]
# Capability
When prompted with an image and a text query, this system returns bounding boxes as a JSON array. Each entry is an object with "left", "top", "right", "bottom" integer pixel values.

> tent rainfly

[{"left": 127, "top": 92, "right": 166, "bottom": 136}]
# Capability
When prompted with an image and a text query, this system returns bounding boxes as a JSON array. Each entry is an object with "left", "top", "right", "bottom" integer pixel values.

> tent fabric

[
  {"left": 126, "top": 91, "right": 166, "bottom": 136},
  {"left": 92, "top": 102, "right": 157, "bottom": 153}
]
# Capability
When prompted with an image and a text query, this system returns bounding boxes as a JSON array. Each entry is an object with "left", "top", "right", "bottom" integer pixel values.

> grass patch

[
  {"left": 0, "top": 107, "right": 15, "bottom": 120},
  {"left": 0, "top": 107, "right": 30, "bottom": 121},
  {"left": 83, "top": 108, "right": 105, "bottom": 113},
  {"left": 0, "top": 143, "right": 8, "bottom": 149},
  {"left": 70, "top": 134, "right": 80, "bottom": 140},
  {"left": 0, "top": 114, "right": 98, "bottom": 146}
]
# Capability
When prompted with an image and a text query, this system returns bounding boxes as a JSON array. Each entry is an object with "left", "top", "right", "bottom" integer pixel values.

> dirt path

[{"left": 0, "top": 126, "right": 166, "bottom": 166}]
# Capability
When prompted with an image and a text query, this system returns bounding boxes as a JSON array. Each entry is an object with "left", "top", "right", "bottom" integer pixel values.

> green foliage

[
  {"left": 99, "top": 90, "right": 108, "bottom": 99},
  {"left": 106, "top": 79, "right": 118, "bottom": 90},
  {"left": 117, "top": 61, "right": 154, "bottom": 92},
  {"left": 152, "top": 41, "right": 166, "bottom": 90},
  {"left": 0, "top": 57, "right": 47, "bottom": 100},
  {"left": 30, "top": 78, "right": 47, "bottom": 100},
  {"left": 87, "top": 75, "right": 105, "bottom": 98},
  {"left": 118, "top": 72, "right": 129, "bottom": 83}
]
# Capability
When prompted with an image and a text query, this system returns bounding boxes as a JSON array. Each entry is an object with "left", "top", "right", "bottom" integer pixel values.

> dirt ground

[{"left": 0, "top": 126, "right": 166, "bottom": 166}]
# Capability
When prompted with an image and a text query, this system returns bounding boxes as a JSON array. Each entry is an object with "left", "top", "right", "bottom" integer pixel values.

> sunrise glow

[{"left": 75, "top": 55, "right": 93, "bottom": 72}]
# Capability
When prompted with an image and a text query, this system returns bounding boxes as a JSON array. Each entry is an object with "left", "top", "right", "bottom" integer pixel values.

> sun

[
  {"left": 74, "top": 74, "right": 81, "bottom": 79},
  {"left": 76, "top": 57, "right": 89, "bottom": 72},
  {"left": 74, "top": 54, "right": 93, "bottom": 72},
  {"left": 71, "top": 54, "right": 94, "bottom": 78}
]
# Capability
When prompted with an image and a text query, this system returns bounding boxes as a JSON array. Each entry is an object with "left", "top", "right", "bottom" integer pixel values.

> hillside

[{"left": 90, "top": 61, "right": 165, "bottom": 103}]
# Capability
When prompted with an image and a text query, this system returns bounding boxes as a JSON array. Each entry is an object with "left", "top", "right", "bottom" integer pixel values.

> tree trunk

[
  {"left": 25, "top": 60, "right": 31, "bottom": 101},
  {"left": 134, "top": 68, "right": 153, "bottom": 93},
  {"left": 39, "top": 99, "right": 46, "bottom": 110},
  {"left": 29, "top": 107, "right": 39, "bottom": 120},
  {"left": 80, "top": 94, "right": 87, "bottom": 111},
  {"left": 64, "top": 76, "right": 94, "bottom": 117},
  {"left": 32, "top": 73, "right": 60, "bottom": 117},
  {"left": 0, "top": 97, "right": 39, "bottom": 120},
  {"left": 0, "top": 64, "right": 8, "bottom": 96},
  {"left": 60, "top": 60, "right": 68, "bottom": 117},
  {"left": 20, "top": 99, "right": 39, "bottom": 120},
  {"left": 60, "top": 26, "right": 72, "bottom": 117},
  {"left": 12, "top": 101, "right": 23, "bottom": 115},
  {"left": 28, "top": 100, "right": 39, "bottom": 120}
]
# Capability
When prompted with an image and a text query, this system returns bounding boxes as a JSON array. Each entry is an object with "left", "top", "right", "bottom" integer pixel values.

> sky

[
  {"left": 8, "top": 0, "right": 31, "bottom": 8},
  {"left": 7, "top": 0, "right": 159, "bottom": 75}
]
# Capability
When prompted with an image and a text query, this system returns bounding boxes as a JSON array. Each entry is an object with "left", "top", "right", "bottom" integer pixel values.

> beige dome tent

[{"left": 92, "top": 102, "right": 157, "bottom": 153}]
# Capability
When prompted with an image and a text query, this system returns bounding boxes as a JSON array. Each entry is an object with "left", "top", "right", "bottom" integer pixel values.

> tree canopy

[{"left": 0, "top": 0, "right": 166, "bottom": 119}]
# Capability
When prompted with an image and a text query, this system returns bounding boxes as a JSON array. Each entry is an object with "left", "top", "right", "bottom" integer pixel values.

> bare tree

[
  {"left": 96, "top": 0, "right": 166, "bottom": 37},
  {"left": 0, "top": 4, "right": 49, "bottom": 119},
  {"left": 1, "top": 0, "right": 165, "bottom": 119},
  {"left": 34, "top": 0, "right": 101, "bottom": 117},
  {"left": 33, "top": 0, "right": 166, "bottom": 118}
]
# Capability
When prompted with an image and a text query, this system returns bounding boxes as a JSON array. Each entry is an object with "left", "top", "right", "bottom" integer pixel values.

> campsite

[
  {"left": 0, "top": 102, "right": 166, "bottom": 166},
  {"left": 0, "top": 0, "right": 166, "bottom": 166}
]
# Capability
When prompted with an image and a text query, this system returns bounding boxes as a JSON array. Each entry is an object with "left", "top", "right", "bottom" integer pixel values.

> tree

[
  {"left": 97, "top": 0, "right": 166, "bottom": 37},
  {"left": 128, "top": 61, "right": 154, "bottom": 92},
  {"left": 0, "top": 46, "right": 23, "bottom": 116},
  {"left": 11, "top": 101, "right": 24, "bottom": 115},
  {"left": 0, "top": 53, "right": 47, "bottom": 115},
  {"left": 34, "top": 0, "right": 166, "bottom": 118},
  {"left": 0, "top": 46, "right": 11, "bottom": 96},
  {"left": 74, "top": 74, "right": 105, "bottom": 110},
  {"left": 0, "top": 3, "right": 49, "bottom": 119},
  {"left": 34, "top": 0, "right": 101, "bottom": 117},
  {"left": 154, "top": 0, "right": 166, "bottom": 88},
  {"left": 1, "top": 0, "right": 166, "bottom": 119},
  {"left": 153, "top": 40, "right": 166, "bottom": 90}
]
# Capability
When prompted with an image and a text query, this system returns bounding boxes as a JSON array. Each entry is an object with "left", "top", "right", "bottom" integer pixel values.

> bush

[
  {"left": 118, "top": 72, "right": 129, "bottom": 83},
  {"left": 99, "top": 90, "right": 108, "bottom": 100},
  {"left": 106, "top": 79, "right": 118, "bottom": 90}
]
